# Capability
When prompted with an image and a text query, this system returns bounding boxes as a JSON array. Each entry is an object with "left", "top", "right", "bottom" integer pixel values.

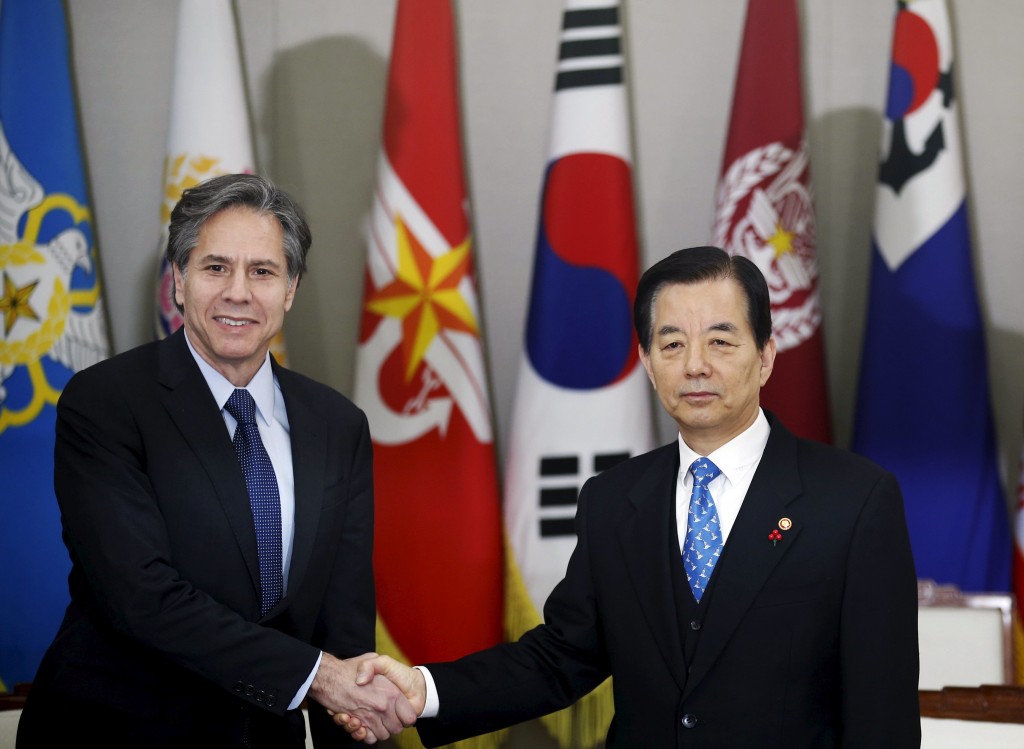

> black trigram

[
  {"left": 555, "top": 6, "right": 623, "bottom": 91},
  {"left": 537, "top": 451, "right": 630, "bottom": 537}
]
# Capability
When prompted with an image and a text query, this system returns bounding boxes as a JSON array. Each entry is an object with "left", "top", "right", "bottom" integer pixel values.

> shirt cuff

[
  {"left": 289, "top": 651, "right": 322, "bottom": 710},
  {"left": 414, "top": 666, "right": 439, "bottom": 718}
]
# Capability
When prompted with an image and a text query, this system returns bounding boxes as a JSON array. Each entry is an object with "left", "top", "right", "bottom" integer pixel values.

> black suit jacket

[
  {"left": 18, "top": 329, "right": 374, "bottom": 748},
  {"left": 418, "top": 414, "right": 921, "bottom": 748}
]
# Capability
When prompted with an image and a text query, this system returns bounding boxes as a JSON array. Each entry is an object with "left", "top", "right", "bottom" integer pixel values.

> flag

[
  {"left": 0, "top": 0, "right": 110, "bottom": 686},
  {"left": 153, "top": 0, "right": 287, "bottom": 362},
  {"left": 853, "top": 0, "right": 1011, "bottom": 592},
  {"left": 502, "top": 2, "right": 654, "bottom": 745},
  {"left": 353, "top": 2, "right": 503, "bottom": 745},
  {"left": 711, "top": 0, "right": 831, "bottom": 444},
  {"left": 1015, "top": 427, "right": 1024, "bottom": 682}
]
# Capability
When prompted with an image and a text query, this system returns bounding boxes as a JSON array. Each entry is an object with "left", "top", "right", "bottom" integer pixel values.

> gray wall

[{"left": 67, "top": 1, "right": 1023, "bottom": 540}]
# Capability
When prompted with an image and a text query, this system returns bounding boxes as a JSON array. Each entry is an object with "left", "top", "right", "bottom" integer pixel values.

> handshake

[{"left": 310, "top": 652, "right": 425, "bottom": 744}]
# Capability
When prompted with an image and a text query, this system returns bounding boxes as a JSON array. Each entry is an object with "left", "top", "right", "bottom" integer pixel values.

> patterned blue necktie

[
  {"left": 683, "top": 457, "right": 723, "bottom": 603},
  {"left": 225, "top": 388, "right": 283, "bottom": 616}
]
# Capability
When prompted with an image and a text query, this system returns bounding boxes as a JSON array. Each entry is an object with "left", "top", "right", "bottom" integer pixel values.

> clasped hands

[{"left": 310, "top": 652, "right": 424, "bottom": 744}]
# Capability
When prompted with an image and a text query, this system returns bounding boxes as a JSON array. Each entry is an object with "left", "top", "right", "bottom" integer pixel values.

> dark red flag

[{"left": 712, "top": 0, "right": 832, "bottom": 443}]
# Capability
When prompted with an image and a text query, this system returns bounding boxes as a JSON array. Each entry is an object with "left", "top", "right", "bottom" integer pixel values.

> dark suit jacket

[
  {"left": 418, "top": 413, "right": 921, "bottom": 748},
  {"left": 18, "top": 329, "right": 375, "bottom": 748}
]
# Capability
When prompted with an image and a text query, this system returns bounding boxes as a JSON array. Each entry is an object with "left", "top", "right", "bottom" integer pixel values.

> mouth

[
  {"left": 682, "top": 391, "right": 717, "bottom": 402},
  {"left": 215, "top": 316, "right": 253, "bottom": 328}
]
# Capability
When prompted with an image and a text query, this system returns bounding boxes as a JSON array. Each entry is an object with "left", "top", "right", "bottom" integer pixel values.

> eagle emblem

[{"left": 0, "top": 121, "right": 108, "bottom": 431}]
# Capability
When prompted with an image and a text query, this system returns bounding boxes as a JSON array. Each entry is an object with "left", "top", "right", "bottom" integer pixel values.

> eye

[{"left": 206, "top": 264, "right": 225, "bottom": 273}]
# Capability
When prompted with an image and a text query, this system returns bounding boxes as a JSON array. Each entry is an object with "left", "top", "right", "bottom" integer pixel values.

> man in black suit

[
  {"left": 342, "top": 246, "right": 921, "bottom": 747},
  {"left": 17, "top": 174, "right": 414, "bottom": 748}
]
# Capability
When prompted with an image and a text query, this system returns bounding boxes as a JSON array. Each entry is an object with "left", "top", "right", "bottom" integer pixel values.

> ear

[
  {"left": 758, "top": 336, "right": 777, "bottom": 387},
  {"left": 284, "top": 276, "right": 299, "bottom": 312},
  {"left": 172, "top": 264, "right": 185, "bottom": 308},
  {"left": 639, "top": 343, "right": 656, "bottom": 387}
]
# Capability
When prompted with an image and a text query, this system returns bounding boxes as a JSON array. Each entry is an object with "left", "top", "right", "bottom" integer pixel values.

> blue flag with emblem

[
  {"left": 0, "top": 0, "right": 110, "bottom": 687},
  {"left": 852, "top": 0, "right": 1010, "bottom": 592}
]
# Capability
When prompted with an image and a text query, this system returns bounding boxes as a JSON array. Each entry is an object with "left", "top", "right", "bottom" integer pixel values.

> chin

[
  {"left": 212, "top": 342, "right": 261, "bottom": 361},
  {"left": 678, "top": 412, "right": 720, "bottom": 430}
]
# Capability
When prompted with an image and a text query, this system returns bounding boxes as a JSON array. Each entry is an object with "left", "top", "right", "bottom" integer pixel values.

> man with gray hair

[{"left": 18, "top": 174, "right": 414, "bottom": 747}]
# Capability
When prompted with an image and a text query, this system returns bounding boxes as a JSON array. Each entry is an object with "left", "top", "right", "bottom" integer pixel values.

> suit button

[
  {"left": 233, "top": 681, "right": 244, "bottom": 693},
  {"left": 689, "top": 620, "right": 701, "bottom": 631},
  {"left": 266, "top": 692, "right": 277, "bottom": 708},
  {"left": 244, "top": 684, "right": 255, "bottom": 697},
  {"left": 256, "top": 690, "right": 266, "bottom": 703},
  {"left": 681, "top": 714, "right": 698, "bottom": 729}
]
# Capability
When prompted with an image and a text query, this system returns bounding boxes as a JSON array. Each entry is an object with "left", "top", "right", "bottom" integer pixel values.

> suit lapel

[
  {"left": 275, "top": 364, "right": 325, "bottom": 608},
  {"left": 618, "top": 445, "right": 689, "bottom": 692},
  {"left": 157, "top": 330, "right": 262, "bottom": 601},
  {"left": 684, "top": 418, "right": 804, "bottom": 697}
]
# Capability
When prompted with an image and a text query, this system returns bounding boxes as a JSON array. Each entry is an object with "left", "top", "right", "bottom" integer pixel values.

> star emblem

[
  {"left": 0, "top": 271, "right": 40, "bottom": 336},
  {"left": 365, "top": 215, "right": 478, "bottom": 381},
  {"left": 766, "top": 222, "right": 796, "bottom": 259}
]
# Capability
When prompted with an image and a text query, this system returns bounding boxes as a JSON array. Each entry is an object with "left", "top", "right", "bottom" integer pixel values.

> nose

[
  {"left": 222, "top": 268, "right": 251, "bottom": 301},
  {"left": 684, "top": 345, "right": 710, "bottom": 377}
]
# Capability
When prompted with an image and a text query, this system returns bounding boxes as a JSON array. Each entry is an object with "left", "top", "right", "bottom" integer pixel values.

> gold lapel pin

[{"left": 778, "top": 517, "right": 792, "bottom": 531}]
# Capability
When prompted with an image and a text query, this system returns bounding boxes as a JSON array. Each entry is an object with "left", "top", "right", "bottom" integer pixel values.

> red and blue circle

[{"left": 525, "top": 153, "right": 640, "bottom": 389}]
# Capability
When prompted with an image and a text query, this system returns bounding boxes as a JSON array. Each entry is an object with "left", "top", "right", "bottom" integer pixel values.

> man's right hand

[
  {"left": 308, "top": 652, "right": 417, "bottom": 744},
  {"left": 333, "top": 655, "right": 427, "bottom": 741}
]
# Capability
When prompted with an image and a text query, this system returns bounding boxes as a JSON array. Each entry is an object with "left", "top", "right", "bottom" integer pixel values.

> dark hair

[
  {"left": 166, "top": 173, "right": 311, "bottom": 309},
  {"left": 633, "top": 246, "right": 772, "bottom": 353}
]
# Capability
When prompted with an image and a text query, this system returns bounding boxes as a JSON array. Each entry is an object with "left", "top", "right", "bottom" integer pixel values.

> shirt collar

[
  {"left": 676, "top": 408, "right": 771, "bottom": 483},
  {"left": 183, "top": 329, "right": 276, "bottom": 425}
]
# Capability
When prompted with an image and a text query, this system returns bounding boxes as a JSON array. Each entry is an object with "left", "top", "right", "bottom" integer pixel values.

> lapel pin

[
  {"left": 768, "top": 529, "right": 782, "bottom": 546},
  {"left": 778, "top": 517, "right": 792, "bottom": 531}
]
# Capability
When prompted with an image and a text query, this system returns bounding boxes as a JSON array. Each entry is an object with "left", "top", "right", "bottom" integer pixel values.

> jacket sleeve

[
  {"left": 416, "top": 476, "right": 611, "bottom": 747},
  {"left": 838, "top": 471, "right": 921, "bottom": 747},
  {"left": 307, "top": 408, "right": 376, "bottom": 747}
]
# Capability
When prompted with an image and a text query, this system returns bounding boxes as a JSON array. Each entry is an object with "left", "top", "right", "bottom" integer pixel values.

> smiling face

[
  {"left": 639, "top": 277, "right": 775, "bottom": 455},
  {"left": 174, "top": 206, "right": 296, "bottom": 386}
]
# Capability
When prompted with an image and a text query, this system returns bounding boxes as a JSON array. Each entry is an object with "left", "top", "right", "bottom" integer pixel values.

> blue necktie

[
  {"left": 683, "top": 457, "right": 723, "bottom": 603},
  {"left": 225, "top": 388, "right": 283, "bottom": 616}
]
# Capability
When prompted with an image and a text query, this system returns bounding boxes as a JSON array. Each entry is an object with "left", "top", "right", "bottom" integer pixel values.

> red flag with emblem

[
  {"left": 711, "top": 0, "right": 831, "bottom": 443},
  {"left": 353, "top": 0, "right": 503, "bottom": 678}
]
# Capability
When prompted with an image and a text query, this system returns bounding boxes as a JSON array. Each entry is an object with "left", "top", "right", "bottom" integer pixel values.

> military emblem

[
  {"left": 873, "top": 1, "right": 963, "bottom": 273},
  {"left": 0, "top": 122, "right": 108, "bottom": 432},
  {"left": 355, "top": 210, "right": 492, "bottom": 445},
  {"left": 712, "top": 138, "right": 820, "bottom": 353}
]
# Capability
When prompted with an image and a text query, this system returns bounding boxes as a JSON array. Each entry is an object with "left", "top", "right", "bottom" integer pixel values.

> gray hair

[{"left": 166, "top": 173, "right": 311, "bottom": 309}]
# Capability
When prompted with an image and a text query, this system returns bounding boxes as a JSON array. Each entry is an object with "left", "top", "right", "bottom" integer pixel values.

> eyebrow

[
  {"left": 709, "top": 322, "right": 739, "bottom": 335},
  {"left": 195, "top": 253, "right": 283, "bottom": 269},
  {"left": 655, "top": 321, "right": 739, "bottom": 337}
]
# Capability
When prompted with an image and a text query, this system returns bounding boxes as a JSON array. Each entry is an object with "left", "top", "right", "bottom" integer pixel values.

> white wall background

[{"left": 56, "top": 0, "right": 1024, "bottom": 745}]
